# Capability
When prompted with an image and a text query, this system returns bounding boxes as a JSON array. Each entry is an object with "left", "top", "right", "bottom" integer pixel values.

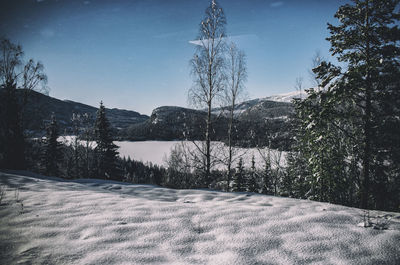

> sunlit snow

[{"left": 1, "top": 171, "right": 399, "bottom": 264}]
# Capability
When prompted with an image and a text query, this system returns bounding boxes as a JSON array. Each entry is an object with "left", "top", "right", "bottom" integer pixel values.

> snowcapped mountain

[{"left": 264, "top": 90, "right": 306, "bottom": 102}]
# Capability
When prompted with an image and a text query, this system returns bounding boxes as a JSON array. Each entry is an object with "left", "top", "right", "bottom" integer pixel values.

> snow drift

[{"left": 0, "top": 171, "right": 399, "bottom": 265}]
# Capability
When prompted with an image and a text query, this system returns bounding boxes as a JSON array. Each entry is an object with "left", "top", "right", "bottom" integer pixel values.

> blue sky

[{"left": 1, "top": 0, "right": 348, "bottom": 115}]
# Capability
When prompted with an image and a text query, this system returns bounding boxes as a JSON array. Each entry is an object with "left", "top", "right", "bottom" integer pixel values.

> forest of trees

[
  {"left": 287, "top": 0, "right": 400, "bottom": 211},
  {"left": 0, "top": 0, "right": 399, "bottom": 212}
]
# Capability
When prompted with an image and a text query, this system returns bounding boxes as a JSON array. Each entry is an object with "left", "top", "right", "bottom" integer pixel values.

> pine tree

[
  {"left": 322, "top": 0, "right": 399, "bottom": 210},
  {"left": 233, "top": 157, "right": 246, "bottom": 192},
  {"left": 43, "top": 115, "right": 62, "bottom": 176},
  {"left": 94, "top": 101, "right": 119, "bottom": 179},
  {"left": 291, "top": 0, "right": 400, "bottom": 210}
]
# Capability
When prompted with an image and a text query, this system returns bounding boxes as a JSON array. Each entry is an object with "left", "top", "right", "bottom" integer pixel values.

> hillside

[
  {"left": 3, "top": 89, "right": 296, "bottom": 149},
  {"left": 121, "top": 99, "right": 294, "bottom": 149},
  {"left": 1, "top": 171, "right": 399, "bottom": 265},
  {"left": 120, "top": 106, "right": 229, "bottom": 141},
  {"left": 0, "top": 89, "right": 149, "bottom": 135}
]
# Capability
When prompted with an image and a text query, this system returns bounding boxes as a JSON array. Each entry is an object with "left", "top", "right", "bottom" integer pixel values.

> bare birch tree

[
  {"left": 294, "top": 76, "right": 303, "bottom": 100},
  {"left": 224, "top": 42, "right": 247, "bottom": 191},
  {"left": 189, "top": 0, "right": 227, "bottom": 185}
]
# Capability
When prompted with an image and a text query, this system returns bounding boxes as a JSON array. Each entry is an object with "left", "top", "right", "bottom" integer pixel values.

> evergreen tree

[
  {"left": 0, "top": 83, "right": 25, "bottom": 169},
  {"left": 262, "top": 155, "right": 273, "bottom": 195},
  {"left": 233, "top": 157, "right": 246, "bottom": 192},
  {"left": 290, "top": 0, "right": 400, "bottom": 210},
  {"left": 43, "top": 115, "right": 62, "bottom": 176},
  {"left": 68, "top": 113, "right": 83, "bottom": 178},
  {"left": 321, "top": 0, "right": 399, "bottom": 210},
  {"left": 247, "top": 155, "right": 259, "bottom": 193},
  {"left": 94, "top": 101, "right": 119, "bottom": 179}
]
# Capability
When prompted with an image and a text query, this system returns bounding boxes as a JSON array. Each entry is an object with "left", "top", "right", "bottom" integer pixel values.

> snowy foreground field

[{"left": 1, "top": 171, "right": 399, "bottom": 265}]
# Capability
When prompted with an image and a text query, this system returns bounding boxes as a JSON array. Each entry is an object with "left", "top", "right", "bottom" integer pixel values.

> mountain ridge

[{"left": 1, "top": 89, "right": 297, "bottom": 149}]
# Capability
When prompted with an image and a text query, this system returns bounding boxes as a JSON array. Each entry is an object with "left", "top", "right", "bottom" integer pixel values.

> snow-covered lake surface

[
  {"left": 115, "top": 140, "right": 180, "bottom": 165},
  {"left": 60, "top": 137, "right": 286, "bottom": 169},
  {"left": 1, "top": 171, "right": 399, "bottom": 265},
  {"left": 115, "top": 140, "right": 286, "bottom": 168}
]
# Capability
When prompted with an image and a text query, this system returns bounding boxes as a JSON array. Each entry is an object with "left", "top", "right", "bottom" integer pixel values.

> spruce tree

[
  {"left": 262, "top": 156, "right": 273, "bottom": 195},
  {"left": 247, "top": 155, "right": 259, "bottom": 193},
  {"left": 94, "top": 101, "right": 119, "bottom": 179},
  {"left": 291, "top": 0, "right": 400, "bottom": 210},
  {"left": 43, "top": 115, "right": 62, "bottom": 176},
  {"left": 233, "top": 157, "right": 245, "bottom": 192}
]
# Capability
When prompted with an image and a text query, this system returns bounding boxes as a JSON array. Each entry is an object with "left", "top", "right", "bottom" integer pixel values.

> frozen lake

[
  {"left": 115, "top": 140, "right": 286, "bottom": 169},
  {"left": 115, "top": 140, "right": 180, "bottom": 166},
  {"left": 60, "top": 137, "right": 286, "bottom": 169}
]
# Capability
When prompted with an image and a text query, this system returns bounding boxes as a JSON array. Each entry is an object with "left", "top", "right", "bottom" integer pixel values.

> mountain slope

[
  {"left": 1, "top": 171, "right": 399, "bottom": 265},
  {"left": 0, "top": 89, "right": 149, "bottom": 134},
  {"left": 121, "top": 106, "right": 228, "bottom": 141},
  {"left": 264, "top": 90, "right": 306, "bottom": 102},
  {"left": 121, "top": 98, "right": 294, "bottom": 149},
  {"left": 2, "top": 89, "right": 297, "bottom": 149}
]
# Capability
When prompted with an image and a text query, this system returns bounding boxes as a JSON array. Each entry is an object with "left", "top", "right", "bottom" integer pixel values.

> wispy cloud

[
  {"left": 189, "top": 34, "right": 258, "bottom": 46},
  {"left": 270, "top": 1, "right": 284, "bottom": 8}
]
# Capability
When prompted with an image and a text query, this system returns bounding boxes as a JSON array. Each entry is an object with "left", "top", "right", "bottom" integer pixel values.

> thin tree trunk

[
  {"left": 206, "top": 99, "right": 212, "bottom": 185},
  {"left": 227, "top": 100, "right": 235, "bottom": 191},
  {"left": 361, "top": 0, "right": 371, "bottom": 210}
]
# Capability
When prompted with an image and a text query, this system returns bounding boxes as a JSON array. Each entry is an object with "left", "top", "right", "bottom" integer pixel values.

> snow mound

[{"left": 1, "top": 171, "right": 399, "bottom": 265}]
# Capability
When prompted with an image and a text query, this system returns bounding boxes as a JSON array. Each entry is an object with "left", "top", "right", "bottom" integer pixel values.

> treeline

[
  {"left": 285, "top": 0, "right": 400, "bottom": 212},
  {"left": 14, "top": 101, "right": 167, "bottom": 185}
]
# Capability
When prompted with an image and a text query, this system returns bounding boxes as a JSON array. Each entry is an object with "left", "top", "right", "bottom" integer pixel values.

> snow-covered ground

[{"left": 1, "top": 171, "right": 399, "bottom": 265}]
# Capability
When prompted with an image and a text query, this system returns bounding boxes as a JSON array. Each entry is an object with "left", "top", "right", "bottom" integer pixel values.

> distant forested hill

[{"left": 2, "top": 88, "right": 296, "bottom": 150}]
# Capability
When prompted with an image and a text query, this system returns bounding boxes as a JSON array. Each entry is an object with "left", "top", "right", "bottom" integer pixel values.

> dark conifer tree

[
  {"left": 43, "top": 115, "right": 62, "bottom": 176},
  {"left": 0, "top": 83, "right": 25, "bottom": 169},
  {"left": 290, "top": 0, "right": 400, "bottom": 210},
  {"left": 233, "top": 157, "right": 246, "bottom": 192},
  {"left": 262, "top": 158, "right": 273, "bottom": 195},
  {"left": 94, "top": 101, "right": 119, "bottom": 179},
  {"left": 247, "top": 155, "right": 258, "bottom": 193}
]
